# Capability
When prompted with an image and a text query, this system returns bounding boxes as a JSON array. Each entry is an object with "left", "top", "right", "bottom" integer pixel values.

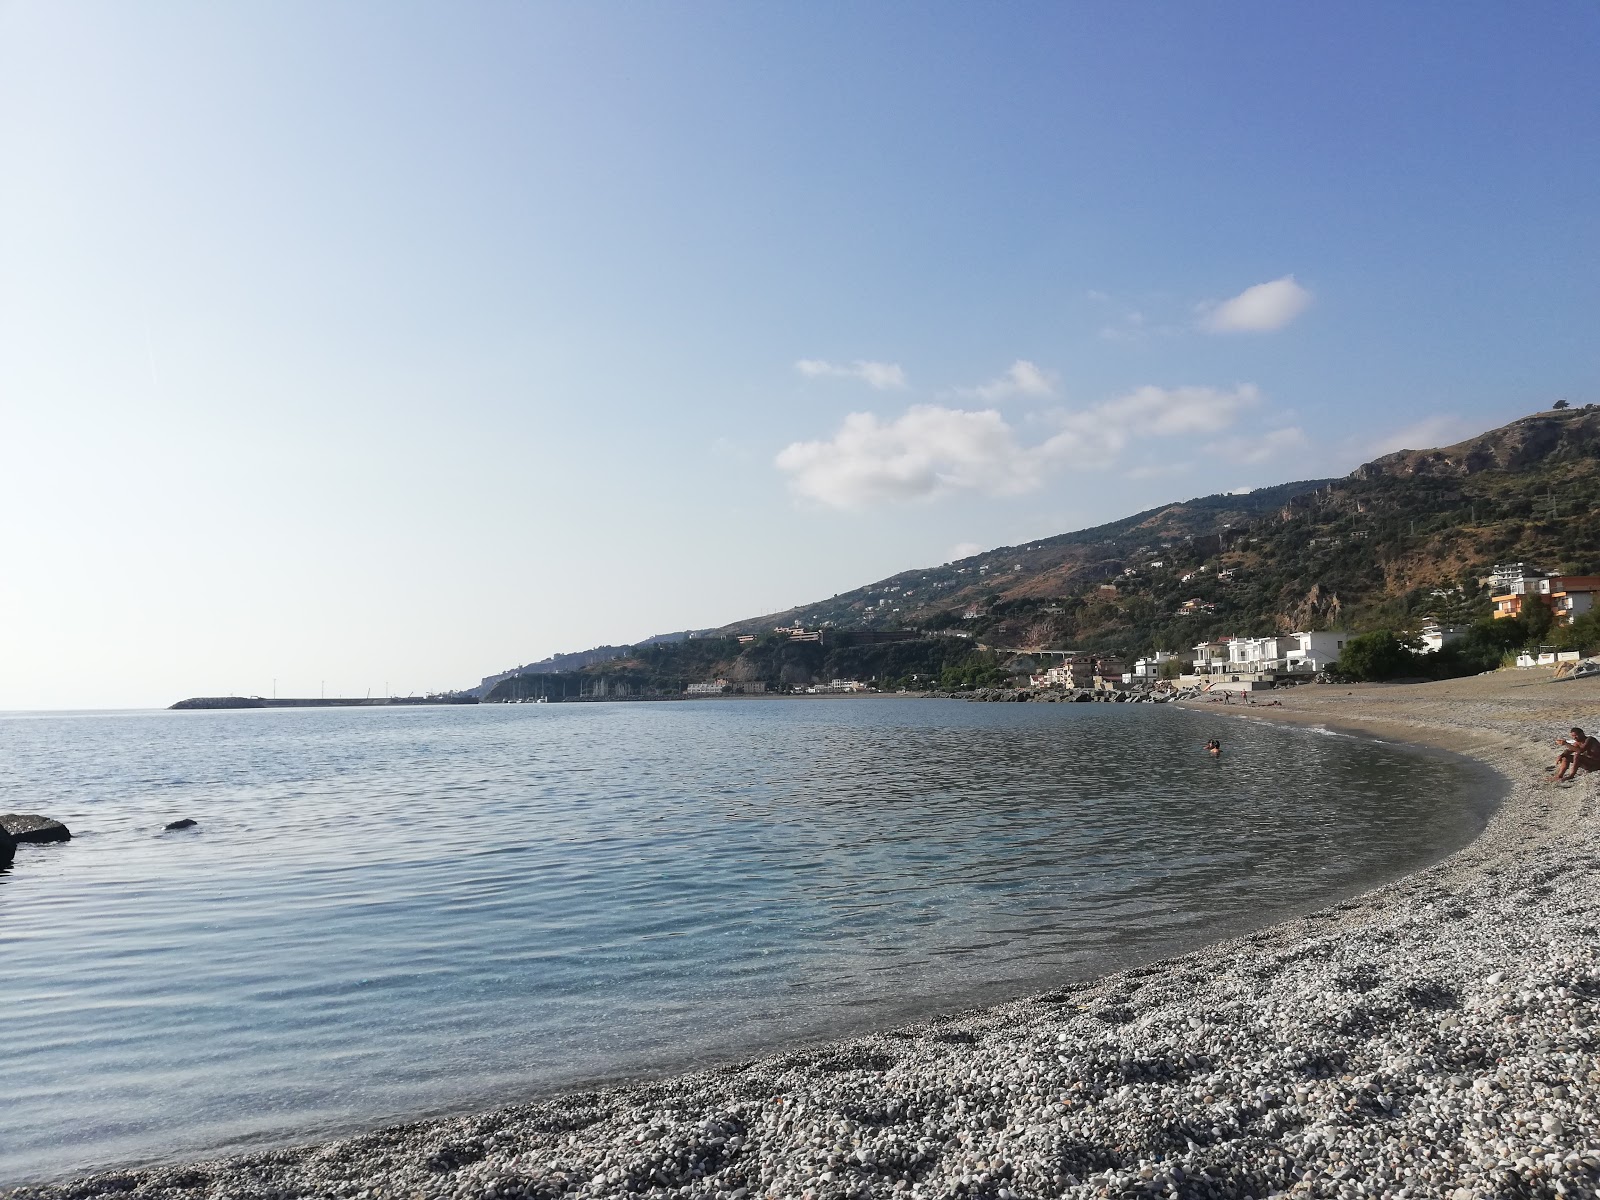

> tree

[
  {"left": 1430, "top": 617, "right": 1525, "bottom": 677},
  {"left": 1556, "top": 608, "right": 1600, "bottom": 655},
  {"left": 1333, "top": 630, "right": 1419, "bottom": 681},
  {"left": 1521, "top": 598, "right": 1555, "bottom": 643}
]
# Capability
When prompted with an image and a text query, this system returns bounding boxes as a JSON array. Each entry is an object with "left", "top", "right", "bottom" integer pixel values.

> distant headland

[{"left": 169, "top": 695, "right": 478, "bottom": 710}]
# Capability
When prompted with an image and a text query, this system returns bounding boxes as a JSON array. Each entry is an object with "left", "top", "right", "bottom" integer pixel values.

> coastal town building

[
  {"left": 1492, "top": 571, "right": 1600, "bottom": 624},
  {"left": 1191, "top": 639, "right": 1231, "bottom": 674},
  {"left": 1419, "top": 622, "right": 1467, "bottom": 652},
  {"left": 1178, "top": 598, "right": 1216, "bottom": 616},
  {"left": 1489, "top": 562, "right": 1545, "bottom": 595},
  {"left": 1184, "top": 632, "right": 1349, "bottom": 686},
  {"left": 1129, "top": 650, "right": 1190, "bottom": 680},
  {"left": 1027, "top": 654, "right": 1116, "bottom": 690},
  {"left": 808, "top": 679, "right": 868, "bottom": 693},
  {"left": 1092, "top": 657, "right": 1127, "bottom": 688},
  {"left": 685, "top": 679, "right": 731, "bottom": 695}
]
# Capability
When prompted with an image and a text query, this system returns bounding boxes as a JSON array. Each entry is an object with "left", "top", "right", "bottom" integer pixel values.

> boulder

[
  {"left": 164, "top": 818, "right": 198, "bottom": 831},
  {"left": 0, "top": 813, "right": 72, "bottom": 844},
  {"left": 0, "top": 823, "right": 14, "bottom": 868}
]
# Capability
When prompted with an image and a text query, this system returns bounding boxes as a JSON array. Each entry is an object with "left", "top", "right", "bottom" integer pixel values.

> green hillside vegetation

[
  {"left": 744, "top": 406, "right": 1600, "bottom": 664},
  {"left": 485, "top": 408, "right": 1600, "bottom": 697},
  {"left": 485, "top": 633, "right": 1005, "bottom": 700}
]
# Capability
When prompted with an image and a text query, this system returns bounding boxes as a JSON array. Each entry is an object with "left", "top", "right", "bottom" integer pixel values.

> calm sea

[{"left": 0, "top": 699, "right": 1495, "bottom": 1182}]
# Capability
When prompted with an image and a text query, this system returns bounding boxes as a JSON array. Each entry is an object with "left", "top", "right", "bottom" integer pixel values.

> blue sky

[{"left": 2, "top": 2, "right": 1596, "bottom": 707}]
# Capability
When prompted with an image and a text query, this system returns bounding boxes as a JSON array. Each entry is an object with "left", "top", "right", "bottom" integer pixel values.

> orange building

[{"left": 1492, "top": 574, "right": 1600, "bottom": 624}]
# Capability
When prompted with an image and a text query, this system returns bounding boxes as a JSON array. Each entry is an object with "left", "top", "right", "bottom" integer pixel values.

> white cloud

[
  {"left": 794, "top": 358, "right": 907, "bottom": 390},
  {"left": 1124, "top": 462, "right": 1192, "bottom": 480},
  {"left": 775, "top": 406, "right": 1036, "bottom": 507},
  {"left": 775, "top": 383, "right": 1261, "bottom": 508},
  {"left": 1094, "top": 383, "right": 1261, "bottom": 437},
  {"left": 964, "top": 359, "right": 1058, "bottom": 402},
  {"left": 1202, "top": 275, "right": 1313, "bottom": 333},
  {"left": 1204, "top": 425, "right": 1309, "bottom": 465}
]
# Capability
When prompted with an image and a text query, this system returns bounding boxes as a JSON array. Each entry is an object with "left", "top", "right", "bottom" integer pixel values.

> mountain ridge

[{"left": 473, "top": 405, "right": 1600, "bottom": 695}]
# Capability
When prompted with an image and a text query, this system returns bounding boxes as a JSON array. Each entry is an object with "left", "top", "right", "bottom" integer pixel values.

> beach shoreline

[{"left": 9, "top": 672, "right": 1600, "bottom": 1199}]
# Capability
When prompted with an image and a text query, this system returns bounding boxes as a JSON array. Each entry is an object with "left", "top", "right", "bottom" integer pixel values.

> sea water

[{"left": 0, "top": 699, "right": 1495, "bottom": 1181}]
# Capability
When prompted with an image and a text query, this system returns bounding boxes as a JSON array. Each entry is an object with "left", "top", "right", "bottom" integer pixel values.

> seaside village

[
  {"left": 1041, "top": 561, "right": 1599, "bottom": 696},
  {"left": 680, "top": 562, "right": 1600, "bottom": 700}
]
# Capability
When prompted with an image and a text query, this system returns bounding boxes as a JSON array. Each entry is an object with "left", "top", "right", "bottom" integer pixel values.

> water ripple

[{"left": 0, "top": 699, "right": 1493, "bottom": 1182}]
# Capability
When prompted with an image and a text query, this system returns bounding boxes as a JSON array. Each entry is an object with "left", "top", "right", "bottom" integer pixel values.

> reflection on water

[{"left": 0, "top": 699, "right": 1493, "bottom": 1181}]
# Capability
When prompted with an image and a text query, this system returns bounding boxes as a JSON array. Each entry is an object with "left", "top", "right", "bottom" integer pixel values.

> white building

[
  {"left": 1130, "top": 650, "right": 1186, "bottom": 680},
  {"left": 1419, "top": 623, "right": 1467, "bottom": 653},
  {"left": 809, "top": 679, "right": 868, "bottom": 693},
  {"left": 1490, "top": 562, "right": 1546, "bottom": 595},
  {"left": 1189, "top": 631, "right": 1349, "bottom": 679},
  {"left": 1283, "top": 631, "right": 1348, "bottom": 672},
  {"left": 685, "top": 679, "right": 730, "bottom": 695},
  {"left": 1191, "top": 640, "right": 1232, "bottom": 673}
]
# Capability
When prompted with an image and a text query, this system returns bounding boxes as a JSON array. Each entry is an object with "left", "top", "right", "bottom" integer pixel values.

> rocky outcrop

[
  {"left": 0, "top": 813, "right": 73, "bottom": 843},
  {"left": 0, "top": 822, "right": 14, "bottom": 868},
  {"left": 1352, "top": 407, "right": 1600, "bottom": 481},
  {"left": 164, "top": 818, "right": 198, "bottom": 831}
]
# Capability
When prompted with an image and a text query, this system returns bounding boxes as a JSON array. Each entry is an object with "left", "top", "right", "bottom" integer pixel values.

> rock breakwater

[
  {"left": 7, "top": 673, "right": 1599, "bottom": 1199},
  {"left": 926, "top": 688, "right": 1201, "bottom": 704}
]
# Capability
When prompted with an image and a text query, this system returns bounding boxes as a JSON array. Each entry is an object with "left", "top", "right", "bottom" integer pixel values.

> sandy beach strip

[{"left": 9, "top": 672, "right": 1600, "bottom": 1200}]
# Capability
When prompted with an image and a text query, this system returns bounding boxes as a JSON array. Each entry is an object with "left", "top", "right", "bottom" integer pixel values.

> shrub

[{"left": 1333, "top": 630, "right": 1419, "bottom": 681}]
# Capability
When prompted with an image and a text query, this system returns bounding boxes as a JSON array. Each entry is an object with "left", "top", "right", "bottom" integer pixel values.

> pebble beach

[{"left": 9, "top": 672, "right": 1600, "bottom": 1200}]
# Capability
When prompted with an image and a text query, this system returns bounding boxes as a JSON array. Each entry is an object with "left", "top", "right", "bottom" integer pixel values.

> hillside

[
  {"left": 482, "top": 406, "right": 1600, "bottom": 696},
  {"left": 718, "top": 477, "right": 1337, "bottom": 636},
  {"left": 721, "top": 406, "right": 1600, "bottom": 654}
]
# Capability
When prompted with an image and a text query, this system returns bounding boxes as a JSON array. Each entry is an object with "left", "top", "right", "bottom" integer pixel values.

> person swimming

[{"left": 1205, "top": 739, "right": 1221, "bottom": 756}]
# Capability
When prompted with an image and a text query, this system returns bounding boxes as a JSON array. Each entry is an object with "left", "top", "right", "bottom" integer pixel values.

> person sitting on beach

[{"left": 1552, "top": 727, "right": 1600, "bottom": 782}]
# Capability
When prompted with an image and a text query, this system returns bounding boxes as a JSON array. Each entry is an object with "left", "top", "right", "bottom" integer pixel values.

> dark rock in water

[
  {"left": 0, "top": 823, "right": 14, "bottom": 868},
  {"left": 165, "top": 818, "right": 199, "bottom": 831},
  {"left": 0, "top": 813, "right": 72, "bottom": 844}
]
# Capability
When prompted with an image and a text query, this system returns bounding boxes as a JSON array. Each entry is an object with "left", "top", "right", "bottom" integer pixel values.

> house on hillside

[
  {"left": 1178, "top": 598, "right": 1216, "bottom": 616},
  {"left": 1489, "top": 562, "right": 1545, "bottom": 595},
  {"left": 1492, "top": 569, "right": 1600, "bottom": 625}
]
